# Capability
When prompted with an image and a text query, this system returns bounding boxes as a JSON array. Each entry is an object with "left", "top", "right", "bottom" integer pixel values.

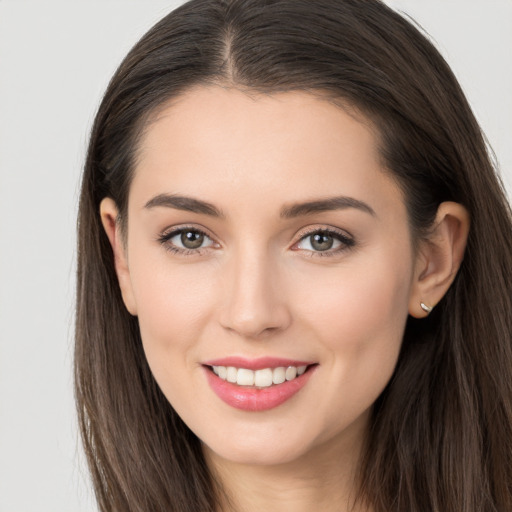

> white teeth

[
  {"left": 237, "top": 368, "right": 255, "bottom": 386},
  {"left": 254, "top": 368, "right": 273, "bottom": 387},
  {"left": 272, "top": 367, "right": 286, "bottom": 385},
  {"left": 211, "top": 364, "right": 309, "bottom": 387},
  {"left": 226, "top": 366, "right": 237, "bottom": 383},
  {"left": 285, "top": 366, "right": 297, "bottom": 381}
]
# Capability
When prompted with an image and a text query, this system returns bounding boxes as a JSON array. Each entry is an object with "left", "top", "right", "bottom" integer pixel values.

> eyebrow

[
  {"left": 144, "top": 194, "right": 225, "bottom": 217},
  {"left": 280, "top": 196, "right": 376, "bottom": 218},
  {"left": 144, "top": 193, "right": 375, "bottom": 218}
]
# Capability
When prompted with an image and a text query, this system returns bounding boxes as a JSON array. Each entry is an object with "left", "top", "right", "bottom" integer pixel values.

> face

[{"left": 108, "top": 86, "right": 419, "bottom": 468}]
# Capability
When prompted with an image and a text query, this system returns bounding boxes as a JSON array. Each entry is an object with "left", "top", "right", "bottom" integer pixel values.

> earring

[{"left": 420, "top": 302, "right": 433, "bottom": 314}]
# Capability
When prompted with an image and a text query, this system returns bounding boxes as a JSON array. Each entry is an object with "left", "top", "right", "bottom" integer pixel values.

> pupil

[
  {"left": 311, "top": 233, "right": 333, "bottom": 251},
  {"left": 181, "top": 231, "right": 204, "bottom": 249}
]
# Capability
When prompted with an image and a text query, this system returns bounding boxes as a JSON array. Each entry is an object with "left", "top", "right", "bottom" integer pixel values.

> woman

[{"left": 75, "top": 0, "right": 512, "bottom": 511}]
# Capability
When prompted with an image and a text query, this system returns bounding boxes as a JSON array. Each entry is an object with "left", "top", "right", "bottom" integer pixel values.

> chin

[
  {"left": 198, "top": 416, "right": 336, "bottom": 468},
  {"left": 203, "top": 437, "right": 311, "bottom": 467}
]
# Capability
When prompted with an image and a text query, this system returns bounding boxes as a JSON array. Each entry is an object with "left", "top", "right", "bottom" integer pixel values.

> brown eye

[
  {"left": 160, "top": 227, "right": 216, "bottom": 253},
  {"left": 180, "top": 230, "right": 204, "bottom": 249},
  {"left": 295, "top": 229, "right": 355, "bottom": 255},
  {"left": 310, "top": 233, "right": 334, "bottom": 251}
]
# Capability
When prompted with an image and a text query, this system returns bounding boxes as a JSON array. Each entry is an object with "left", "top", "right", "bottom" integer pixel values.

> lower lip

[{"left": 204, "top": 367, "right": 315, "bottom": 412}]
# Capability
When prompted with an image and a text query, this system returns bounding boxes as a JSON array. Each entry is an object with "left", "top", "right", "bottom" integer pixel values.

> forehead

[{"left": 130, "top": 86, "right": 402, "bottom": 218}]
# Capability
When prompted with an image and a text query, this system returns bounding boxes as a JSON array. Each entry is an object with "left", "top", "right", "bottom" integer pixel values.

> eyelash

[
  {"left": 293, "top": 226, "right": 355, "bottom": 257},
  {"left": 157, "top": 225, "right": 355, "bottom": 258},
  {"left": 157, "top": 225, "right": 217, "bottom": 256}
]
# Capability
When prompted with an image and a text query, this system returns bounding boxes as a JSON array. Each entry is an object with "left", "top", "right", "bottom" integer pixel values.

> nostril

[{"left": 218, "top": 266, "right": 292, "bottom": 337}]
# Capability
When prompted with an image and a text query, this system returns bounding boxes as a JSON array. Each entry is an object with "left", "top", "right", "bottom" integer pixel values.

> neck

[{"left": 204, "top": 421, "right": 371, "bottom": 512}]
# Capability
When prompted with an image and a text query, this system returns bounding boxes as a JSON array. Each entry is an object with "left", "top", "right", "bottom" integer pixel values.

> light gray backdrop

[{"left": 0, "top": 1, "right": 510, "bottom": 511}]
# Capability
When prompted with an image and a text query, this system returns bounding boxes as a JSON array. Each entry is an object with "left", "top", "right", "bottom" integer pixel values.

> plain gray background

[{"left": 0, "top": 1, "right": 510, "bottom": 511}]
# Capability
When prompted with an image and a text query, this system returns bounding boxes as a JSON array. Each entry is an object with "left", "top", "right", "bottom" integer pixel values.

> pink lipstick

[{"left": 202, "top": 357, "right": 316, "bottom": 412}]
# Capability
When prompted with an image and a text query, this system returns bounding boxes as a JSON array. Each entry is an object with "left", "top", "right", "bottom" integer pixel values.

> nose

[{"left": 219, "top": 246, "right": 292, "bottom": 339}]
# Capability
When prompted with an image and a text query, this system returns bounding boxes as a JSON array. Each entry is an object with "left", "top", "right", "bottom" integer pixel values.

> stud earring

[{"left": 420, "top": 302, "right": 433, "bottom": 314}]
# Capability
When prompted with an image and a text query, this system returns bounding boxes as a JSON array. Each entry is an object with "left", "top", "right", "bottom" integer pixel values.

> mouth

[
  {"left": 207, "top": 364, "right": 311, "bottom": 388},
  {"left": 202, "top": 358, "right": 318, "bottom": 411}
]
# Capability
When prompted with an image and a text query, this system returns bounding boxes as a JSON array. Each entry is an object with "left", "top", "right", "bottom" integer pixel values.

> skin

[{"left": 101, "top": 86, "right": 469, "bottom": 512}]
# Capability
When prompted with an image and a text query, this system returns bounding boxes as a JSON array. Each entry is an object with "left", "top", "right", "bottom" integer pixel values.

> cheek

[
  {"left": 285, "top": 253, "right": 413, "bottom": 441},
  {"left": 128, "top": 251, "right": 219, "bottom": 363},
  {"left": 127, "top": 257, "right": 223, "bottom": 417},
  {"left": 292, "top": 248, "right": 413, "bottom": 374}
]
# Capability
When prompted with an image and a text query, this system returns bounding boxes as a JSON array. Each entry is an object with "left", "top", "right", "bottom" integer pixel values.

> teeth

[
  {"left": 237, "top": 368, "right": 255, "bottom": 386},
  {"left": 254, "top": 368, "right": 273, "bottom": 387},
  {"left": 211, "top": 365, "right": 309, "bottom": 388},
  {"left": 226, "top": 366, "right": 237, "bottom": 383},
  {"left": 273, "top": 367, "right": 286, "bottom": 384},
  {"left": 217, "top": 366, "right": 227, "bottom": 379},
  {"left": 285, "top": 366, "right": 297, "bottom": 381}
]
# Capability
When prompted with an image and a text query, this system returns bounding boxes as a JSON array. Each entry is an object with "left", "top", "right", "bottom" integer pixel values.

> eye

[
  {"left": 294, "top": 228, "right": 355, "bottom": 255},
  {"left": 158, "top": 227, "right": 217, "bottom": 254}
]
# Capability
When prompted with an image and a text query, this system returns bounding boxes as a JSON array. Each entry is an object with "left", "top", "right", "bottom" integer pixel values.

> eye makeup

[
  {"left": 157, "top": 225, "right": 217, "bottom": 256},
  {"left": 157, "top": 223, "right": 356, "bottom": 258},
  {"left": 291, "top": 226, "right": 355, "bottom": 258}
]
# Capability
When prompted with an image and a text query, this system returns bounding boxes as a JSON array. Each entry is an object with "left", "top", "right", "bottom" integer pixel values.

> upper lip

[{"left": 202, "top": 356, "right": 315, "bottom": 371}]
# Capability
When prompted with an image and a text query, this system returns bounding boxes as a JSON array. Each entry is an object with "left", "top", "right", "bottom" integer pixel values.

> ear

[
  {"left": 99, "top": 197, "right": 138, "bottom": 316},
  {"left": 409, "top": 201, "right": 470, "bottom": 318}
]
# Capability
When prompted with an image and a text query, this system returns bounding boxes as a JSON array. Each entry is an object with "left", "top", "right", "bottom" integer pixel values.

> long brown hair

[{"left": 75, "top": 1, "right": 512, "bottom": 510}]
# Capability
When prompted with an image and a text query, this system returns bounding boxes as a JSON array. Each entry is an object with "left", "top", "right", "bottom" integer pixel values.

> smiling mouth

[
  {"left": 204, "top": 361, "right": 318, "bottom": 411},
  {"left": 207, "top": 364, "right": 313, "bottom": 388}
]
